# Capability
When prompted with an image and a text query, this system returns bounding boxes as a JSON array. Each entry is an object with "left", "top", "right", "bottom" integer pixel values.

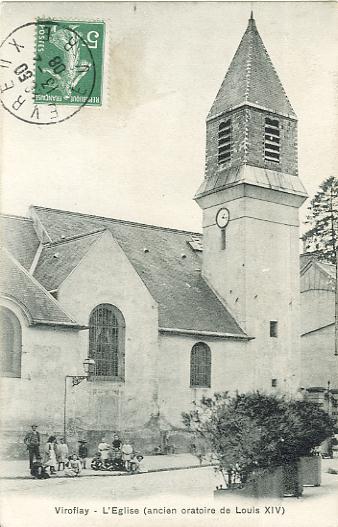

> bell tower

[{"left": 195, "top": 14, "right": 308, "bottom": 393}]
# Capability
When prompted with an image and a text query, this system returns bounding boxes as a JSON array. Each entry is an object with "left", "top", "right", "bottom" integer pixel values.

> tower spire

[{"left": 208, "top": 16, "right": 295, "bottom": 120}]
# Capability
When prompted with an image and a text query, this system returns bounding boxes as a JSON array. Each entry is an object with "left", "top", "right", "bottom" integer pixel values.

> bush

[{"left": 182, "top": 391, "right": 334, "bottom": 485}]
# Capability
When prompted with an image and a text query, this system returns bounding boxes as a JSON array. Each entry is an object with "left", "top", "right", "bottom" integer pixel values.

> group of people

[
  {"left": 24, "top": 425, "right": 144, "bottom": 479},
  {"left": 24, "top": 424, "right": 88, "bottom": 479},
  {"left": 92, "top": 434, "right": 144, "bottom": 473}
]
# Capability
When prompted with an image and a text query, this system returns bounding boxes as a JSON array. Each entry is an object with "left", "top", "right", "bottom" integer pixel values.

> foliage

[
  {"left": 302, "top": 176, "right": 338, "bottom": 264},
  {"left": 182, "top": 391, "right": 334, "bottom": 485}
]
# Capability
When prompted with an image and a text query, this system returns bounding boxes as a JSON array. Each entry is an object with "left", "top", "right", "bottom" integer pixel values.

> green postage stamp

[{"left": 34, "top": 20, "right": 105, "bottom": 106}]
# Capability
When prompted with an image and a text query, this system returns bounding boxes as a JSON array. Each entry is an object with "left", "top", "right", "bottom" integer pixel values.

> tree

[{"left": 302, "top": 176, "right": 338, "bottom": 264}]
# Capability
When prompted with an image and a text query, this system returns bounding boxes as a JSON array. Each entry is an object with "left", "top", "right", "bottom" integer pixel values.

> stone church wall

[
  {"left": 301, "top": 325, "right": 337, "bottom": 389},
  {"left": 57, "top": 230, "right": 161, "bottom": 452},
  {"left": 0, "top": 297, "right": 81, "bottom": 458},
  {"left": 157, "top": 333, "right": 253, "bottom": 450}
]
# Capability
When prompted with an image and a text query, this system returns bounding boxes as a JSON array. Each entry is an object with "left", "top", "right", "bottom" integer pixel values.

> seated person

[
  {"left": 64, "top": 454, "right": 82, "bottom": 477},
  {"left": 30, "top": 457, "right": 50, "bottom": 479},
  {"left": 129, "top": 454, "right": 146, "bottom": 473},
  {"left": 91, "top": 451, "right": 103, "bottom": 470},
  {"left": 110, "top": 450, "right": 125, "bottom": 471}
]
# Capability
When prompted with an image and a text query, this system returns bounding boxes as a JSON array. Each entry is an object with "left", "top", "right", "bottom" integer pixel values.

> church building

[{"left": 0, "top": 15, "right": 309, "bottom": 455}]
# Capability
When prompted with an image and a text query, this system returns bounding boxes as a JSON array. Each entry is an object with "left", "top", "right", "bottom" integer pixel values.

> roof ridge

[
  {"left": 44, "top": 228, "right": 106, "bottom": 247},
  {"left": 0, "top": 213, "right": 31, "bottom": 222},
  {"left": 1, "top": 247, "right": 78, "bottom": 324},
  {"left": 316, "top": 260, "right": 336, "bottom": 276},
  {"left": 31, "top": 205, "right": 202, "bottom": 237},
  {"left": 244, "top": 17, "right": 254, "bottom": 102},
  {"left": 252, "top": 24, "right": 295, "bottom": 115},
  {"left": 209, "top": 23, "right": 249, "bottom": 117}
]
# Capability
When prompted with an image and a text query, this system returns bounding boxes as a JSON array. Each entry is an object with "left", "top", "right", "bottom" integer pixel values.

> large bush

[{"left": 183, "top": 391, "right": 334, "bottom": 479}]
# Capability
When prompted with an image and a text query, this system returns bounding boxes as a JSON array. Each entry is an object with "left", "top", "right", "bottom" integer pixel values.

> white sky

[{"left": 1, "top": 1, "right": 337, "bottom": 233}]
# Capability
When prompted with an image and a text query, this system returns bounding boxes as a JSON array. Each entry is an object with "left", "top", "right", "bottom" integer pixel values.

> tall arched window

[
  {"left": 0, "top": 306, "right": 22, "bottom": 378},
  {"left": 190, "top": 342, "right": 211, "bottom": 388},
  {"left": 89, "top": 304, "right": 125, "bottom": 381}
]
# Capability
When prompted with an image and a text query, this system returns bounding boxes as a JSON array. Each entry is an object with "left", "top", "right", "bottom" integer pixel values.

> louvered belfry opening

[
  {"left": 264, "top": 117, "right": 280, "bottom": 162},
  {"left": 89, "top": 304, "right": 125, "bottom": 380},
  {"left": 218, "top": 119, "right": 231, "bottom": 164},
  {"left": 190, "top": 342, "right": 211, "bottom": 388}
]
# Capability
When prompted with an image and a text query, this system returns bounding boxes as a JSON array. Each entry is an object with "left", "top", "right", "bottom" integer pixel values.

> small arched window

[
  {"left": 264, "top": 117, "right": 280, "bottom": 163},
  {"left": 218, "top": 119, "right": 231, "bottom": 164},
  {"left": 190, "top": 342, "right": 211, "bottom": 388},
  {"left": 0, "top": 306, "right": 22, "bottom": 378},
  {"left": 89, "top": 304, "right": 125, "bottom": 381}
]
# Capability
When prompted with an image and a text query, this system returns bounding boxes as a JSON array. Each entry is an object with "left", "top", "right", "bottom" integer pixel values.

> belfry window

[
  {"left": 264, "top": 117, "right": 280, "bottom": 162},
  {"left": 190, "top": 342, "right": 211, "bottom": 388},
  {"left": 218, "top": 119, "right": 231, "bottom": 164},
  {"left": 89, "top": 304, "right": 125, "bottom": 380},
  {"left": 0, "top": 307, "right": 22, "bottom": 378}
]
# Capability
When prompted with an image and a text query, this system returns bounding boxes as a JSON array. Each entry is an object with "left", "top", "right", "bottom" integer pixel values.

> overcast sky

[{"left": 1, "top": 1, "right": 337, "bottom": 233}]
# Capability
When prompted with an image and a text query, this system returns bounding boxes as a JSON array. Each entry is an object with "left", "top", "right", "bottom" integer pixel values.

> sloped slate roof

[
  {"left": 195, "top": 165, "right": 307, "bottom": 200},
  {"left": 208, "top": 15, "right": 295, "bottom": 120},
  {"left": 31, "top": 206, "right": 246, "bottom": 336},
  {"left": 300, "top": 253, "right": 336, "bottom": 281},
  {"left": 318, "top": 261, "right": 336, "bottom": 280},
  {"left": 0, "top": 214, "right": 40, "bottom": 270},
  {"left": 0, "top": 248, "right": 80, "bottom": 327},
  {"left": 33, "top": 230, "right": 105, "bottom": 291}
]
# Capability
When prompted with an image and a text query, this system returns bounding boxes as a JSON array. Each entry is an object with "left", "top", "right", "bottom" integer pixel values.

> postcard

[{"left": 0, "top": 2, "right": 337, "bottom": 527}]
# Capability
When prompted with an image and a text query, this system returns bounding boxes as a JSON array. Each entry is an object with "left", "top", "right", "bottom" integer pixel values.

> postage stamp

[
  {"left": 35, "top": 20, "right": 105, "bottom": 106},
  {"left": 0, "top": 20, "right": 103, "bottom": 124}
]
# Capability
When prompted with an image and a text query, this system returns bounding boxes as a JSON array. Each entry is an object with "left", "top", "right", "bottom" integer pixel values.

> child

[
  {"left": 121, "top": 440, "right": 133, "bottom": 471},
  {"left": 98, "top": 438, "right": 111, "bottom": 468},
  {"left": 78, "top": 440, "right": 88, "bottom": 469},
  {"left": 112, "top": 434, "right": 122, "bottom": 450},
  {"left": 56, "top": 437, "right": 69, "bottom": 471},
  {"left": 129, "top": 454, "right": 146, "bottom": 473},
  {"left": 90, "top": 452, "right": 103, "bottom": 470},
  {"left": 110, "top": 450, "right": 124, "bottom": 471},
  {"left": 44, "top": 436, "right": 57, "bottom": 475},
  {"left": 30, "top": 457, "right": 50, "bottom": 479},
  {"left": 64, "top": 454, "right": 82, "bottom": 477}
]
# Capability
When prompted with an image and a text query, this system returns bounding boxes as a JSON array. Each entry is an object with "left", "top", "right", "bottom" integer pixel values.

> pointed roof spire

[{"left": 208, "top": 16, "right": 296, "bottom": 120}]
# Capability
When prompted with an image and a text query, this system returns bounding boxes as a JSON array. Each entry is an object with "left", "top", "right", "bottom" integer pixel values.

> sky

[{"left": 1, "top": 1, "right": 337, "bottom": 234}]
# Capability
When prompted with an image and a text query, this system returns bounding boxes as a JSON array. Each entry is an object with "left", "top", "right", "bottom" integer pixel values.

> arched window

[
  {"left": 190, "top": 342, "right": 211, "bottom": 388},
  {"left": 89, "top": 304, "right": 125, "bottom": 381},
  {"left": 0, "top": 306, "right": 22, "bottom": 378},
  {"left": 218, "top": 119, "right": 231, "bottom": 164}
]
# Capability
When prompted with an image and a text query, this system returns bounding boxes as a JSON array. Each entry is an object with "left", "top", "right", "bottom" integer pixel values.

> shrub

[{"left": 182, "top": 391, "right": 334, "bottom": 485}]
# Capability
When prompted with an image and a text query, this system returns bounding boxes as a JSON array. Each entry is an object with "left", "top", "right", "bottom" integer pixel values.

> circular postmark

[{"left": 0, "top": 21, "right": 96, "bottom": 125}]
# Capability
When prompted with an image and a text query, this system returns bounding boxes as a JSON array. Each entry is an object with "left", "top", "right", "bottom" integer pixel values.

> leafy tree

[
  {"left": 302, "top": 176, "right": 338, "bottom": 264},
  {"left": 183, "top": 391, "right": 334, "bottom": 486}
]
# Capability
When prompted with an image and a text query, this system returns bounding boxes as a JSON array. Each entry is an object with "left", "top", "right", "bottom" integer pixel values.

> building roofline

[
  {"left": 30, "top": 205, "right": 202, "bottom": 237},
  {"left": 207, "top": 102, "right": 297, "bottom": 123},
  {"left": 43, "top": 228, "right": 106, "bottom": 247},
  {"left": 2, "top": 247, "right": 80, "bottom": 326},
  {"left": 301, "top": 322, "right": 334, "bottom": 337},
  {"left": 0, "top": 212, "right": 32, "bottom": 222},
  {"left": 159, "top": 327, "right": 252, "bottom": 340}
]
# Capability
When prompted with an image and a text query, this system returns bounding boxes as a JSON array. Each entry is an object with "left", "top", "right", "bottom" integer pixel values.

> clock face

[{"left": 216, "top": 208, "right": 230, "bottom": 229}]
